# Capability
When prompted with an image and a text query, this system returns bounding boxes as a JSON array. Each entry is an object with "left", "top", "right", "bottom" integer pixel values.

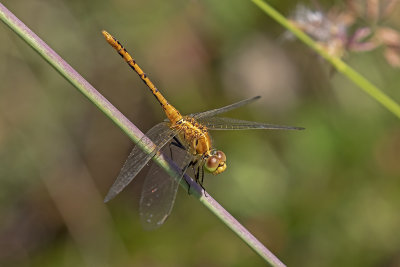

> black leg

[
  {"left": 199, "top": 168, "right": 207, "bottom": 197},
  {"left": 169, "top": 137, "right": 185, "bottom": 159},
  {"left": 190, "top": 159, "right": 198, "bottom": 181},
  {"left": 180, "top": 161, "right": 192, "bottom": 194},
  {"left": 200, "top": 167, "right": 205, "bottom": 185},
  {"left": 173, "top": 136, "right": 185, "bottom": 149},
  {"left": 183, "top": 160, "right": 197, "bottom": 194},
  {"left": 168, "top": 143, "right": 174, "bottom": 159},
  {"left": 195, "top": 166, "right": 200, "bottom": 183}
]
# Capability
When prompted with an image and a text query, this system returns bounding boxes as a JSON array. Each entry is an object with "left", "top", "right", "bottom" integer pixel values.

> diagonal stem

[
  {"left": 252, "top": 0, "right": 400, "bottom": 120},
  {"left": 0, "top": 3, "right": 285, "bottom": 266}
]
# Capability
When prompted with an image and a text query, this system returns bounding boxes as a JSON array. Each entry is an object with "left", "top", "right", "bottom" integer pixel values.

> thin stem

[
  {"left": 252, "top": 0, "right": 400, "bottom": 120},
  {"left": 0, "top": 3, "right": 285, "bottom": 266}
]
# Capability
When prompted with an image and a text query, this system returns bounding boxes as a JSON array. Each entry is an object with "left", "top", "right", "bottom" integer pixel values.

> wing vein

[{"left": 104, "top": 122, "right": 180, "bottom": 202}]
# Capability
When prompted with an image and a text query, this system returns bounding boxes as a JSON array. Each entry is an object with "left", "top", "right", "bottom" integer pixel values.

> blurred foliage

[{"left": 1, "top": 0, "right": 400, "bottom": 266}]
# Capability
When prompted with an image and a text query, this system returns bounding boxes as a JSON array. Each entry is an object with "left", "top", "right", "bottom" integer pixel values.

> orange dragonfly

[{"left": 102, "top": 30, "right": 304, "bottom": 229}]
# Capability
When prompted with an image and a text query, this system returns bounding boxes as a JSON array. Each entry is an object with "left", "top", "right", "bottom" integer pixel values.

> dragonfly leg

[
  {"left": 199, "top": 168, "right": 207, "bottom": 197},
  {"left": 169, "top": 137, "right": 185, "bottom": 159},
  {"left": 173, "top": 136, "right": 185, "bottom": 148},
  {"left": 183, "top": 161, "right": 196, "bottom": 195},
  {"left": 194, "top": 165, "right": 207, "bottom": 196},
  {"left": 185, "top": 179, "right": 191, "bottom": 194},
  {"left": 200, "top": 167, "right": 205, "bottom": 185},
  {"left": 195, "top": 166, "right": 200, "bottom": 183}
]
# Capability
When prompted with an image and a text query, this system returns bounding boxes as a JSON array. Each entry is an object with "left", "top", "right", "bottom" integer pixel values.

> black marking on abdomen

[{"left": 150, "top": 92, "right": 164, "bottom": 106}]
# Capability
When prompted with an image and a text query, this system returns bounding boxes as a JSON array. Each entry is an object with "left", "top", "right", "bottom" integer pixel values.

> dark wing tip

[
  {"left": 267, "top": 125, "right": 305, "bottom": 131},
  {"left": 250, "top": 96, "right": 261, "bottom": 102},
  {"left": 293, "top": 126, "right": 305, "bottom": 130},
  {"left": 274, "top": 125, "right": 305, "bottom": 131},
  {"left": 103, "top": 191, "right": 116, "bottom": 203}
]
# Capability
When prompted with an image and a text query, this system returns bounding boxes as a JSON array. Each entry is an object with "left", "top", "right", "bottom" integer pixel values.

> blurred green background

[{"left": 1, "top": 0, "right": 400, "bottom": 266}]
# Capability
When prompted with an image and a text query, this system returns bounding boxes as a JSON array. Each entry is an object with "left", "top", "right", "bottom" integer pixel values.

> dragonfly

[{"left": 102, "top": 30, "right": 304, "bottom": 229}]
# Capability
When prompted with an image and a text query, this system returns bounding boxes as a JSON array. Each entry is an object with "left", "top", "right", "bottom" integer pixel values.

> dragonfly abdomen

[{"left": 102, "top": 30, "right": 182, "bottom": 124}]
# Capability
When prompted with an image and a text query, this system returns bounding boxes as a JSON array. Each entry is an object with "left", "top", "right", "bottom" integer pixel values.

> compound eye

[
  {"left": 205, "top": 156, "right": 219, "bottom": 172},
  {"left": 215, "top": 151, "right": 226, "bottom": 162}
]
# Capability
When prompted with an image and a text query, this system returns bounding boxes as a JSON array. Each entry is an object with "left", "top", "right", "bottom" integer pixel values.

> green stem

[
  {"left": 252, "top": 0, "right": 400, "bottom": 119},
  {"left": 0, "top": 3, "right": 285, "bottom": 266}
]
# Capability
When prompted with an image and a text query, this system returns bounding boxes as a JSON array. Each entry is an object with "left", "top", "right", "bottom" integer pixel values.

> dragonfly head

[{"left": 204, "top": 150, "right": 227, "bottom": 175}]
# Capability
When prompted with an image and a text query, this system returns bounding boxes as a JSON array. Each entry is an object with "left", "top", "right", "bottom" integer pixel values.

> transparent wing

[
  {"left": 197, "top": 117, "right": 305, "bottom": 130},
  {"left": 139, "top": 145, "right": 193, "bottom": 230},
  {"left": 104, "top": 122, "right": 180, "bottom": 202},
  {"left": 192, "top": 96, "right": 261, "bottom": 119}
]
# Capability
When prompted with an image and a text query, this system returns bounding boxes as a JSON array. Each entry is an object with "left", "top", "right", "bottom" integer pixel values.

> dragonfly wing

[
  {"left": 197, "top": 117, "right": 305, "bottom": 130},
  {"left": 104, "top": 122, "right": 179, "bottom": 202},
  {"left": 139, "top": 146, "right": 193, "bottom": 230},
  {"left": 192, "top": 96, "right": 261, "bottom": 119}
]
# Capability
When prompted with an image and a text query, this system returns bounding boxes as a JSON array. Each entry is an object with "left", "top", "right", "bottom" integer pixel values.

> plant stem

[
  {"left": 252, "top": 0, "right": 400, "bottom": 120},
  {"left": 0, "top": 3, "right": 285, "bottom": 266}
]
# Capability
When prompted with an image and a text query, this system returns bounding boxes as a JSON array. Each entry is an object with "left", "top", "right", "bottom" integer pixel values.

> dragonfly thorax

[
  {"left": 173, "top": 116, "right": 227, "bottom": 175},
  {"left": 175, "top": 116, "right": 212, "bottom": 155}
]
